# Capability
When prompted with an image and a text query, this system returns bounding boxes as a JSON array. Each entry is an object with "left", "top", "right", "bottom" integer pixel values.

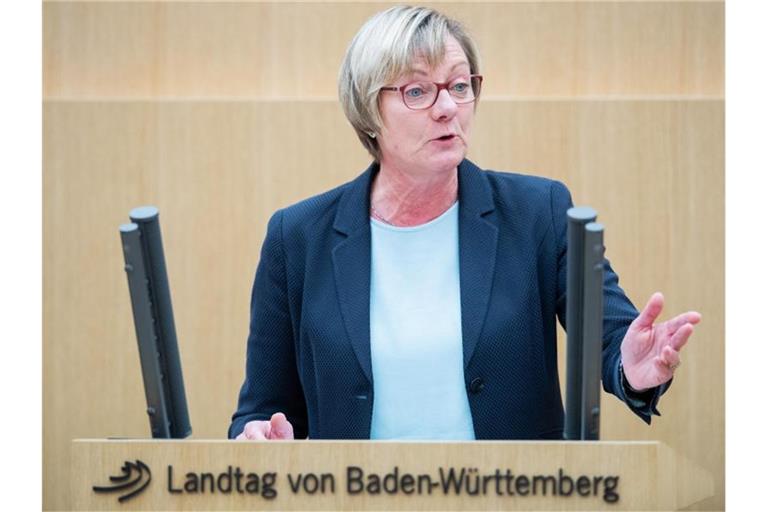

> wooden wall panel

[
  {"left": 43, "top": 1, "right": 724, "bottom": 98},
  {"left": 44, "top": 98, "right": 722, "bottom": 509}
]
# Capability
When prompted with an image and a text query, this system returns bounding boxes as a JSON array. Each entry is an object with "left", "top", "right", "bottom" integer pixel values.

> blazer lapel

[
  {"left": 331, "top": 163, "right": 377, "bottom": 385},
  {"left": 457, "top": 160, "right": 498, "bottom": 369},
  {"left": 330, "top": 159, "right": 498, "bottom": 381}
]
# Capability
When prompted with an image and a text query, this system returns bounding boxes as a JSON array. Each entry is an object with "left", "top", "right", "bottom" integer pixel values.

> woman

[{"left": 229, "top": 6, "right": 700, "bottom": 441}]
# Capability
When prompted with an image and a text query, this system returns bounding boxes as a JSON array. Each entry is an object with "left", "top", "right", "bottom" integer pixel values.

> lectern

[{"left": 71, "top": 439, "right": 712, "bottom": 510}]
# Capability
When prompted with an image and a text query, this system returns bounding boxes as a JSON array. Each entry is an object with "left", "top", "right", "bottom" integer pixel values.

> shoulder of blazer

[
  {"left": 275, "top": 162, "right": 377, "bottom": 241},
  {"left": 482, "top": 169, "right": 567, "bottom": 206},
  {"left": 467, "top": 165, "right": 570, "bottom": 227}
]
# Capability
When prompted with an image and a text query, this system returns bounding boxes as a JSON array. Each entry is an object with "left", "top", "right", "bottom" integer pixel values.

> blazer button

[{"left": 469, "top": 377, "right": 485, "bottom": 394}]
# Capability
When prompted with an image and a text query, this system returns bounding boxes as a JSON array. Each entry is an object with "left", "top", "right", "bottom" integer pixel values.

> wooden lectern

[{"left": 71, "top": 440, "right": 712, "bottom": 510}]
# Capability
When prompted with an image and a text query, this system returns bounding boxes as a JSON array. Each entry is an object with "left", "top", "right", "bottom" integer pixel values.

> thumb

[
  {"left": 633, "top": 292, "right": 664, "bottom": 330},
  {"left": 268, "top": 413, "right": 294, "bottom": 440}
]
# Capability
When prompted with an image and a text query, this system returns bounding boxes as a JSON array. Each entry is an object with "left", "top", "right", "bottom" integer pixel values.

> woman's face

[{"left": 377, "top": 35, "right": 475, "bottom": 176}]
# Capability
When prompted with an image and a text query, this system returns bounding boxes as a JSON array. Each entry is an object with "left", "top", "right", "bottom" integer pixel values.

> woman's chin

[
  {"left": 427, "top": 151, "right": 465, "bottom": 172},
  {"left": 384, "top": 148, "right": 466, "bottom": 175},
  {"left": 417, "top": 142, "right": 463, "bottom": 168}
]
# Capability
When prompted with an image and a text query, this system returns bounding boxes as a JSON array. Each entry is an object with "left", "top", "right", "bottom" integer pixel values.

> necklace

[
  {"left": 370, "top": 199, "right": 459, "bottom": 226},
  {"left": 370, "top": 203, "right": 392, "bottom": 224}
]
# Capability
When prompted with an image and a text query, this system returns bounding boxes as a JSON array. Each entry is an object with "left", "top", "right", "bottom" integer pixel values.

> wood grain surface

[{"left": 70, "top": 439, "right": 713, "bottom": 510}]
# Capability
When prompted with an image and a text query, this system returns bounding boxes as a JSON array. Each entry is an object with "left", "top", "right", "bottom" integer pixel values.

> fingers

[
  {"left": 242, "top": 420, "right": 270, "bottom": 440},
  {"left": 237, "top": 413, "right": 295, "bottom": 441},
  {"left": 654, "top": 356, "right": 674, "bottom": 374},
  {"left": 632, "top": 292, "right": 665, "bottom": 330},
  {"left": 664, "top": 311, "right": 702, "bottom": 335},
  {"left": 654, "top": 346, "right": 682, "bottom": 376},
  {"left": 661, "top": 346, "right": 680, "bottom": 367},
  {"left": 269, "top": 412, "right": 295, "bottom": 440},
  {"left": 669, "top": 323, "right": 694, "bottom": 351}
]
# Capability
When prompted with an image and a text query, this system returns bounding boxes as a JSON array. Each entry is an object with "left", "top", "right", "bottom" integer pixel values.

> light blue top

[{"left": 369, "top": 202, "right": 476, "bottom": 440}]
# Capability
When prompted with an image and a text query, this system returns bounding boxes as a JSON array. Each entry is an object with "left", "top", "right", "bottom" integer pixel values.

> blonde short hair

[{"left": 338, "top": 6, "right": 481, "bottom": 161}]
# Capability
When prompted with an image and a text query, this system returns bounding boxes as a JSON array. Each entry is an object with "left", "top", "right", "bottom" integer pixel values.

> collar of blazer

[
  {"left": 332, "top": 158, "right": 495, "bottom": 236},
  {"left": 330, "top": 159, "right": 500, "bottom": 384}
]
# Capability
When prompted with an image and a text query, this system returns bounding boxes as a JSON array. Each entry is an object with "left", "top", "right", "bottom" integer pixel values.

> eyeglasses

[{"left": 380, "top": 74, "right": 483, "bottom": 110}]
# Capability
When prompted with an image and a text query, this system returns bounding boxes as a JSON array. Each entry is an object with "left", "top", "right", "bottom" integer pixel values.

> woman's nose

[{"left": 430, "top": 89, "right": 458, "bottom": 120}]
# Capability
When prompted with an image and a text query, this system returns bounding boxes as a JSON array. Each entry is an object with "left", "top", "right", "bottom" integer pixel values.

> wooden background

[{"left": 43, "top": 1, "right": 724, "bottom": 510}]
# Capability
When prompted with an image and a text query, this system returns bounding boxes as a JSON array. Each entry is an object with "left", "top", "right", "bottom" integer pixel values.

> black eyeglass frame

[{"left": 379, "top": 74, "right": 483, "bottom": 110}]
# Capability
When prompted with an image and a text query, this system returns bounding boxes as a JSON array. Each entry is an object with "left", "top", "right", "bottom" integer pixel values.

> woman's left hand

[{"left": 620, "top": 292, "right": 701, "bottom": 392}]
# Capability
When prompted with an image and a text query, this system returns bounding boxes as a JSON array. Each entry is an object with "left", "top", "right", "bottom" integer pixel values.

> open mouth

[{"left": 435, "top": 134, "right": 456, "bottom": 141}]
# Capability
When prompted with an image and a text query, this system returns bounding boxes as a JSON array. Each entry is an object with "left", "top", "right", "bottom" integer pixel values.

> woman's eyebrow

[{"left": 407, "top": 61, "right": 471, "bottom": 77}]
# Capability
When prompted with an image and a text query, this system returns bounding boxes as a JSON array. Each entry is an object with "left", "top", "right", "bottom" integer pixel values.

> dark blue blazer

[{"left": 229, "top": 159, "right": 667, "bottom": 440}]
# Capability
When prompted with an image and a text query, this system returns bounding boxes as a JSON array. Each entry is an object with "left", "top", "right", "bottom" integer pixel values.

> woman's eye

[
  {"left": 452, "top": 82, "right": 469, "bottom": 93},
  {"left": 405, "top": 87, "right": 425, "bottom": 98}
]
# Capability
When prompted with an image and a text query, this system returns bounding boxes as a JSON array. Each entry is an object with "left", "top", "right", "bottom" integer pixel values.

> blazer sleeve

[
  {"left": 228, "top": 210, "right": 309, "bottom": 438},
  {"left": 551, "top": 180, "right": 670, "bottom": 424}
]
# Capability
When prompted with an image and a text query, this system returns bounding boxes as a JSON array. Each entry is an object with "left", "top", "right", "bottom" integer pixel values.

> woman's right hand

[{"left": 235, "top": 412, "right": 295, "bottom": 440}]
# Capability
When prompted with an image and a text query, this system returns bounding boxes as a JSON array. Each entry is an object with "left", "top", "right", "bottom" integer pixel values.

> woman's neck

[{"left": 370, "top": 163, "right": 458, "bottom": 227}]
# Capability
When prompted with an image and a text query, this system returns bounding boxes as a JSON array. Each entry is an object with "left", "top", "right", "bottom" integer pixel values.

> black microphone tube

[
  {"left": 564, "top": 206, "right": 596, "bottom": 440},
  {"left": 580, "top": 222, "right": 604, "bottom": 440},
  {"left": 129, "top": 206, "right": 192, "bottom": 438}
]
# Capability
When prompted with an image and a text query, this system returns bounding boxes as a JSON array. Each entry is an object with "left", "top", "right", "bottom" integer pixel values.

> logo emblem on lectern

[{"left": 92, "top": 460, "right": 152, "bottom": 502}]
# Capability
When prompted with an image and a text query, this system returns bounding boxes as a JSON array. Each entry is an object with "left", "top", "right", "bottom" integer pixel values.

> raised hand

[
  {"left": 620, "top": 292, "right": 701, "bottom": 392},
  {"left": 235, "top": 412, "right": 295, "bottom": 440}
]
